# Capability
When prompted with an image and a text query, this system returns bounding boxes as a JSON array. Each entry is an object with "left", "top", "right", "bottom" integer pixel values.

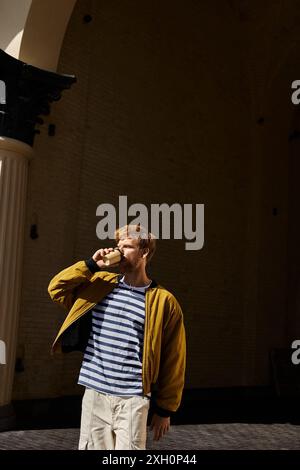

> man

[{"left": 48, "top": 224, "right": 186, "bottom": 450}]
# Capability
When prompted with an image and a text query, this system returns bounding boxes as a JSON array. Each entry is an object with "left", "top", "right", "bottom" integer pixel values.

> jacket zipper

[{"left": 143, "top": 289, "right": 150, "bottom": 395}]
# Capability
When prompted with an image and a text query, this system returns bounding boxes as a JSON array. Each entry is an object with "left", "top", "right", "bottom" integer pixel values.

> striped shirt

[{"left": 78, "top": 276, "right": 151, "bottom": 396}]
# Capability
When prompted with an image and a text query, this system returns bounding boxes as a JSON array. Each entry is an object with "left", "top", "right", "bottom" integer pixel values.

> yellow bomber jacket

[{"left": 48, "top": 258, "right": 186, "bottom": 417}]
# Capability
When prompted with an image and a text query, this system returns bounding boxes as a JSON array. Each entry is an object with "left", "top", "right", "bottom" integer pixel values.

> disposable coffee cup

[{"left": 103, "top": 249, "right": 122, "bottom": 266}]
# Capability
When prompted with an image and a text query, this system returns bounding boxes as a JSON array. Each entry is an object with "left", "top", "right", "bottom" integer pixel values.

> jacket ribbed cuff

[
  {"left": 153, "top": 403, "right": 175, "bottom": 418},
  {"left": 85, "top": 258, "right": 101, "bottom": 273}
]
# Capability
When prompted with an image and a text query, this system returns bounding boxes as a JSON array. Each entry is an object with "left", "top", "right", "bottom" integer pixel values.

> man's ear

[{"left": 142, "top": 248, "right": 150, "bottom": 260}]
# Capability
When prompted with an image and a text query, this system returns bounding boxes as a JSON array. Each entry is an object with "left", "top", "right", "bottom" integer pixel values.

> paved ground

[{"left": 0, "top": 423, "right": 300, "bottom": 450}]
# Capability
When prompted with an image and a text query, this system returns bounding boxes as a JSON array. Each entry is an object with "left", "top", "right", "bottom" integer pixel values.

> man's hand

[
  {"left": 92, "top": 247, "right": 116, "bottom": 269},
  {"left": 150, "top": 414, "right": 170, "bottom": 441}
]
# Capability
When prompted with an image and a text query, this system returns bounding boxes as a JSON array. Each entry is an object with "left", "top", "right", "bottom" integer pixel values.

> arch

[
  {"left": 19, "top": 0, "right": 77, "bottom": 71},
  {"left": 0, "top": 0, "right": 77, "bottom": 72},
  {"left": 0, "top": 0, "right": 32, "bottom": 58}
]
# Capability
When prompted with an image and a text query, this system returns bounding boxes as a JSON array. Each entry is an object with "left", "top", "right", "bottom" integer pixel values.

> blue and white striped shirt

[{"left": 78, "top": 276, "right": 151, "bottom": 396}]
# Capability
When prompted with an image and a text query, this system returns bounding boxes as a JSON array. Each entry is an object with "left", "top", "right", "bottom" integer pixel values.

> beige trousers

[{"left": 78, "top": 388, "right": 150, "bottom": 450}]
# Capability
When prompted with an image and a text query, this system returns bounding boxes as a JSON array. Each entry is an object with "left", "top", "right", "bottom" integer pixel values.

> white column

[{"left": 0, "top": 136, "right": 33, "bottom": 429}]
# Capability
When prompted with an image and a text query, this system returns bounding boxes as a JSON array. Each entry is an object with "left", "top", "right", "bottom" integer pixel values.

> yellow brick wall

[{"left": 12, "top": 0, "right": 294, "bottom": 400}]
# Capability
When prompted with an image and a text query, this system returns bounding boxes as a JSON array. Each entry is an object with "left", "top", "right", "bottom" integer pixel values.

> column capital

[{"left": 0, "top": 49, "right": 76, "bottom": 146}]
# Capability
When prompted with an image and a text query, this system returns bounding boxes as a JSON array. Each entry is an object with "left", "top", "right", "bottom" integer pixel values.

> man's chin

[
  {"left": 118, "top": 261, "right": 127, "bottom": 272},
  {"left": 119, "top": 261, "right": 132, "bottom": 273}
]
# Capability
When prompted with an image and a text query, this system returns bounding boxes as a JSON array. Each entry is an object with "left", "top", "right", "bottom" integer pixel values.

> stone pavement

[{"left": 0, "top": 422, "right": 300, "bottom": 450}]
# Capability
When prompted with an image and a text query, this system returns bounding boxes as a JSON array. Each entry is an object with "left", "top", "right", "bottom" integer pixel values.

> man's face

[{"left": 117, "top": 237, "right": 146, "bottom": 273}]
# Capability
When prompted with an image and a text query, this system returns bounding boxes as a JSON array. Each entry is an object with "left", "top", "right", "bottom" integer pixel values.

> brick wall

[{"left": 12, "top": 0, "right": 292, "bottom": 399}]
